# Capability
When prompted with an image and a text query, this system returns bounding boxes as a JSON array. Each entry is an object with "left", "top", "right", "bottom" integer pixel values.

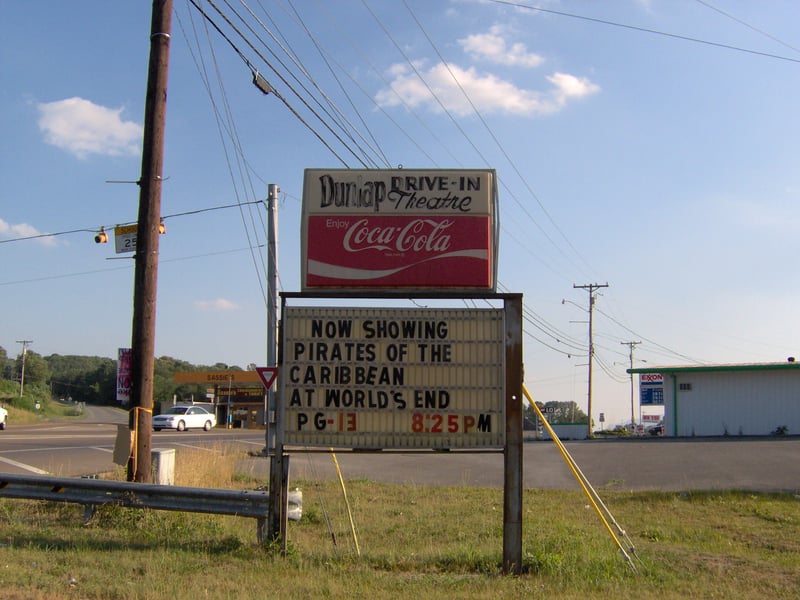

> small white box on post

[{"left": 151, "top": 448, "right": 176, "bottom": 485}]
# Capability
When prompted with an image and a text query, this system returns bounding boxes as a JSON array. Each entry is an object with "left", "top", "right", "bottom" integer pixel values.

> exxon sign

[{"left": 301, "top": 169, "right": 498, "bottom": 291}]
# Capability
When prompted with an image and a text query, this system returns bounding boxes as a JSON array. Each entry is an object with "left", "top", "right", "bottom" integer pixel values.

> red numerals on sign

[
  {"left": 337, "top": 412, "right": 357, "bottom": 432},
  {"left": 411, "top": 413, "right": 492, "bottom": 434}
]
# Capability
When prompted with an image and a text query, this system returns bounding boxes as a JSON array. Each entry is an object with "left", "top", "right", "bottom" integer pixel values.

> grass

[
  {"left": 1, "top": 445, "right": 800, "bottom": 599},
  {"left": 0, "top": 381, "right": 84, "bottom": 424}
]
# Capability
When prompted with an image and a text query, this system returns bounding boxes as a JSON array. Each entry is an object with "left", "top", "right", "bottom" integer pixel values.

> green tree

[
  {"left": 46, "top": 354, "right": 116, "bottom": 404},
  {"left": 0, "top": 346, "right": 9, "bottom": 380},
  {"left": 153, "top": 356, "right": 209, "bottom": 404},
  {"left": 16, "top": 350, "right": 49, "bottom": 388},
  {"left": 89, "top": 360, "right": 117, "bottom": 404}
]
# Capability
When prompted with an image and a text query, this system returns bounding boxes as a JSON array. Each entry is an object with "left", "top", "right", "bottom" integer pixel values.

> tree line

[
  {"left": 0, "top": 345, "right": 588, "bottom": 424},
  {"left": 0, "top": 345, "right": 251, "bottom": 406}
]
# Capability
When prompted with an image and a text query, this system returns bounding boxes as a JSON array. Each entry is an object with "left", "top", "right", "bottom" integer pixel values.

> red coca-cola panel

[{"left": 305, "top": 214, "right": 493, "bottom": 288}]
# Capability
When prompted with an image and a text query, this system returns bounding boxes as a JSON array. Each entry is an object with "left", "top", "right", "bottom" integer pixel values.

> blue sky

[{"left": 2, "top": 1, "right": 799, "bottom": 426}]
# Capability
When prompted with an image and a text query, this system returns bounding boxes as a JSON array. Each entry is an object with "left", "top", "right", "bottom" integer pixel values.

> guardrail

[{"left": 0, "top": 473, "right": 302, "bottom": 543}]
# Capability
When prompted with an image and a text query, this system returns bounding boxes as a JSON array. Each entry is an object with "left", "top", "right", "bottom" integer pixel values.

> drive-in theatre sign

[
  {"left": 301, "top": 168, "right": 498, "bottom": 290},
  {"left": 282, "top": 306, "right": 506, "bottom": 449}
]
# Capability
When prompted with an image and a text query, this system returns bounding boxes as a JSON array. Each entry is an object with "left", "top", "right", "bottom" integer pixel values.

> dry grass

[{"left": 1, "top": 445, "right": 799, "bottom": 599}]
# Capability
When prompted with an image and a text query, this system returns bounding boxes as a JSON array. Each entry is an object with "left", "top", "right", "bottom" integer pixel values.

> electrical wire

[
  {"left": 594, "top": 353, "right": 630, "bottom": 384},
  {"left": 185, "top": 0, "right": 355, "bottom": 166},
  {"left": 175, "top": 1, "right": 721, "bottom": 374},
  {"left": 0, "top": 245, "right": 264, "bottom": 287},
  {"left": 281, "top": 0, "right": 391, "bottom": 168},
  {"left": 307, "top": 0, "right": 459, "bottom": 167},
  {"left": 0, "top": 200, "right": 264, "bottom": 245},
  {"left": 490, "top": 0, "right": 800, "bottom": 64},
  {"left": 182, "top": 2, "right": 269, "bottom": 305},
  {"left": 595, "top": 307, "right": 707, "bottom": 365},
  {"left": 226, "top": 0, "right": 384, "bottom": 168},
  {"left": 694, "top": 0, "right": 800, "bottom": 56},
  {"left": 403, "top": 0, "right": 597, "bottom": 281},
  {"left": 251, "top": 0, "right": 390, "bottom": 168},
  {"left": 0, "top": 227, "right": 95, "bottom": 245}
]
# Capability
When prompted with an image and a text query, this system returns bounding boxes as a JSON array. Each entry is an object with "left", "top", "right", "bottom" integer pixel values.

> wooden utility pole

[
  {"left": 128, "top": 0, "right": 172, "bottom": 482},
  {"left": 15, "top": 340, "right": 33, "bottom": 398},
  {"left": 621, "top": 340, "right": 641, "bottom": 432},
  {"left": 265, "top": 184, "right": 279, "bottom": 456},
  {"left": 573, "top": 283, "right": 608, "bottom": 438}
]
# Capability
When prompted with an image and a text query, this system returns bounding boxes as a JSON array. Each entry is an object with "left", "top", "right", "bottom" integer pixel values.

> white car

[
  {"left": 0, "top": 404, "right": 7, "bottom": 430},
  {"left": 153, "top": 405, "right": 216, "bottom": 432}
]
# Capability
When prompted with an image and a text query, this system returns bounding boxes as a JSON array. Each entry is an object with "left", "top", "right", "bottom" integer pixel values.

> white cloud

[
  {"left": 194, "top": 298, "right": 240, "bottom": 312},
  {"left": 37, "top": 97, "right": 142, "bottom": 159},
  {"left": 375, "top": 62, "right": 599, "bottom": 117},
  {"left": 459, "top": 25, "right": 544, "bottom": 68},
  {"left": 547, "top": 72, "right": 601, "bottom": 103},
  {"left": 0, "top": 217, "right": 57, "bottom": 246}
]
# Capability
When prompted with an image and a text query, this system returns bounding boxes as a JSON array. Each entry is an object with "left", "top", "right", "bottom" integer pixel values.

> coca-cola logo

[{"left": 343, "top": 218, "right": 453, "bottom": 253}]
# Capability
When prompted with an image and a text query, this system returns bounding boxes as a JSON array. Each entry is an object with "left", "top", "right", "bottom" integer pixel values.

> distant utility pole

[
  {"left": 621, "top": 340, "right": 641, "bottom": 432},
  {"left": 128, "top": 0, "right": 172, "bottom": 483},
  {"left": 15, "top": 340, "right": 33, "bottom": 397},
  {"left": 573, "top": 283, "right": 608, "bottom": 438},
  {"left": 266, "top": 183, "right": 279, "bottom": 455}
]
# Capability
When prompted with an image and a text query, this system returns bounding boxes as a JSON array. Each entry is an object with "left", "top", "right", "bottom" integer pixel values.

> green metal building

[{"left": 628, "top": 361, "right": 800, "bottom": 437}]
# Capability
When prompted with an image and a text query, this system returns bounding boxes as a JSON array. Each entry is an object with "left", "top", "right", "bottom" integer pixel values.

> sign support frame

[{"left": 269, "top": 291, "right": 523, "bottom": 574}]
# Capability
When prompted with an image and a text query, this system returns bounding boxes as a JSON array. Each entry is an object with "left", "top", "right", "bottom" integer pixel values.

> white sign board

[{"left": 282, "top": 306, "right": 506, "bottom": 449}]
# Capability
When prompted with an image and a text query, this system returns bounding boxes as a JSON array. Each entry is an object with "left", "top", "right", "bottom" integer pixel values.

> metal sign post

[{"left": 503, "top": 295, "right": 523, "bottom": 575}]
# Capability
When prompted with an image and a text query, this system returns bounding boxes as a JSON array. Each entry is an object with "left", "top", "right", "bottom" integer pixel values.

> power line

[
  {"left": 185, "top": 0, "right": 367, "bottom": 167},
  {"left": 595, "top": 306, "right": 707, "bottom": 365},
  {"left": 490, "top": 0, "right": 800, "bottom": 64},
  {"left": 0, "top": 227, "right": 96, "bottom": 245},
  {"left": 249, "top": 0, "right": 390, "bottom": 168},
  {"left": 224, "top": 0, "right": 383, "bottom": 167},
  {"left": 694, "top": 0, "right": 800, "bottom": 55},
  {"left": 0, "top": 199, "right": 264, "bottom": 245},
  {"left": 181, "top": 3, "right": 270, "bottom": 305},
  {"left": 0, "top": 245, "right": 265, "bottom": 287},
  {"left": 285, "top": 0, "right": 457, "bottom": 166},
  {"left": 171, "top": 2, "right": 712, "bottom": 386},
  {"left": 403, "top": 0, "right": 597, "bottom": 280}
]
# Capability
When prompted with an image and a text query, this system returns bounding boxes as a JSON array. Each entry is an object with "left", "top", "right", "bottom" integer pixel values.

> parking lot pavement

[{"left": 236, "top": 437, "right": 800, "bottom": 493}]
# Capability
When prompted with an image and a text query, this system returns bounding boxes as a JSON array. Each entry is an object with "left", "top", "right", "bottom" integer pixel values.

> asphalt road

[{"left": 2, "top": 406, "right": 799, "bottom": 493}]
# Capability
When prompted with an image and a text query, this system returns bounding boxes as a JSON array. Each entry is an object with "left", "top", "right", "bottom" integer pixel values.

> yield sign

[{"left": 255, "top": 367, "right": 278, "bottom": 390}]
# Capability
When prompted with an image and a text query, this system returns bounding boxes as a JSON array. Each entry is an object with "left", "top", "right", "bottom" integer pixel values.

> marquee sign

[
  {"left": 281, "top": 306, "right": 506, "bottom": 449},
  {"left": 301, "top": 169, "right": 498, "bottom": 291}
]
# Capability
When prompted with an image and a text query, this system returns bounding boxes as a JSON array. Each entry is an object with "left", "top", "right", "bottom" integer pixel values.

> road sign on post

[
  {"left": 255, "top": 367, "right": 278, "bottom": 390},
  {"left": 114, "top": 224, "right": 138, "bottom": 254}
]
